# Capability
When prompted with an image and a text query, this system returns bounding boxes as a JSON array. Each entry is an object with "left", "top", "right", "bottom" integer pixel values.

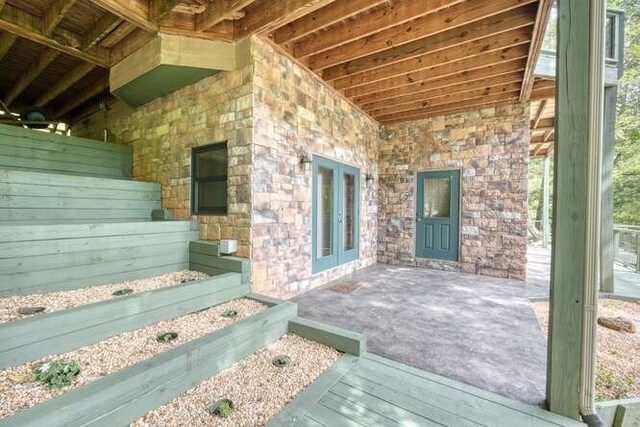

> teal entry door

[{"left": 415, "top": 170, "right": 460, "bottom": 261}]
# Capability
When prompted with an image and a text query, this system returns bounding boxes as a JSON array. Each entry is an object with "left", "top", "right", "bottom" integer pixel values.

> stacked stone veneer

[
  {"left": 73, "top": 36, "right": 530, "bottom": 295},
  {"left": 72, "top": 37, "right": 379, "bottom": 297},
  {"left": 250, "top": 39, "right": 379, "bottom": 297},
  {"left": 378, "top": 104, "right": 530, "bottom": 280},
  {"left": 72, "top": 61, "right": 254, "bottom": 257}
]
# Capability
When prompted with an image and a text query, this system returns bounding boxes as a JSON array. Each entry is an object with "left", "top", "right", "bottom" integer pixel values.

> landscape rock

[{"left": 597, "top": 316, "right": 636, "bottom": 333}]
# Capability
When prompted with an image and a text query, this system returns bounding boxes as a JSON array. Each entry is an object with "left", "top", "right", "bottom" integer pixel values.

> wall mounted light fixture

[
  {"left": 365, "top": 173, "right": 374, "bottom": 185},
  {"left": 300, "top": 152, "right": 312, "bottom": 170}
]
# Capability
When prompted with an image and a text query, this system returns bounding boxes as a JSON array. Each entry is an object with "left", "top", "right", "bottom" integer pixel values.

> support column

[
  {"left": 546, "top": 0, "right": 605, "bottom": 421},
  {"left": 600, "top": 85, "right": 617, "bottom": 293},
  {"left": 542, "top": 154, "right": 551, "bottom": 248}
]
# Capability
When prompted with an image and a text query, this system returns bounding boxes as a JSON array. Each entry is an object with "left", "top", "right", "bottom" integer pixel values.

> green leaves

[{"left": 33, "top": 360, "right": 81, "bottom": 389}]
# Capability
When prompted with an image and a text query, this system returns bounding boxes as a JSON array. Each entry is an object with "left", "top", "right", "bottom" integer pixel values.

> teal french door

[
  {"left": 415, "top": 170, "right": 460, "bottom": 261},
  {"left": 312, "top": 156, "right": 360, "bottom": 273}
]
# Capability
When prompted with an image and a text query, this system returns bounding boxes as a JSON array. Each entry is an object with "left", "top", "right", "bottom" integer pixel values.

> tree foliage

[{"left": 610, "top": 0, "right": 640, "bottom": 225}]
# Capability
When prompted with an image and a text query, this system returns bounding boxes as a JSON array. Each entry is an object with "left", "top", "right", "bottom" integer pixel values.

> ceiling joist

[
  {"left": 196, "top": 0, "right": 254, "bottom": 32},
  {"left": 307, "top": 0, "right": 536, "bottom": 71},
  {"left": 520, "top": 0, "right": 553, "bottom": 101},
  {"left": 4, "top": 49, "right": 60, "bottom": 106},
  {"left": 271, "top": 0, "right": 383, "bottom": 45},
  {"left": 0, "top": 4, "right": 109, "bottom": 67},
  {"left": 88, "top": 0, "right": 157, "bottom": 32},
  {"left": 35, "top": 62, "right": 96, "bottom": 107},
  {"left": 55, "top": 76, "right": 109, "bottom": 118},
  {"left": 43, "top": 0, "right": 79, "bottom": 36},
  {"left": 328, "top": 21, "right": 534, "bottom": 90},
  {"left": 0, "top": 31, "right": 16, "bottom": 62}
]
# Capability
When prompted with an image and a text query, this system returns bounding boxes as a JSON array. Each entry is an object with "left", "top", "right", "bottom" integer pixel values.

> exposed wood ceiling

[
  {"left": 267, "top": 0, "right": 552, "bottom": 124},
  {"left": 530, "top": 77, "right": 556, "bottom": 157},
  {"left": 0, "top": 0, "right": 554, "bottom": 141}
]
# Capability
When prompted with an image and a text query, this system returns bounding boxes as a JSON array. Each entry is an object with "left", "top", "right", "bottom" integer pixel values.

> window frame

[{"left": 191, "top": 141, "right": 228, "bottom": 216}]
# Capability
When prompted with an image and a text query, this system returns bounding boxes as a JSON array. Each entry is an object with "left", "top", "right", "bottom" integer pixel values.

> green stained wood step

[
  {"left": 0, "top": 221, "right": 198, "bottom": 242},
  {"left": 1, "top": 250, "right": 192, "bottom": 295},
  {"left": 288, "top": 317, "right": 366, "bottom": 356},
  {"left": 268, "top": 354, "right": 359, "bottom": 427},
  {"left": 0, "top": 273, "right": 247, "bottom": 368},
  {"left": 0, "top": 169, "right": 157, "bottom": 191},
  {"left": 0, "top": 302, "right": 297, "bottom": 427},
  {"left": 318, "top": 393, "right": 404, "bottom": 427},
  {"left": 189, "top": 240, "right": 220, "bottom": 257},
  {"left": 0, "top": 124, "right": 130, "bottom": 152}
]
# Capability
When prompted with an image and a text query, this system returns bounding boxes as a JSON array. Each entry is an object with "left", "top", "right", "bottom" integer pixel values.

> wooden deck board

[{"left": 268, "top": 353, "right": 585, "bottom": 427}]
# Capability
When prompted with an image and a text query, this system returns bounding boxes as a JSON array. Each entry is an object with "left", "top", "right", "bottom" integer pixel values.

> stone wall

[
  {"left": 250, "top": 38, "right": 380, "bottom": 297},
  {"left": 378, "top": 103, "right": 530, "bottom": 280},
  {"left": 72, "top": 63, "right": 254, "bottom": 257}
]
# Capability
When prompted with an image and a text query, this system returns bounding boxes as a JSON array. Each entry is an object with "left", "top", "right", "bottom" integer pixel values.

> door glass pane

[
  {"left": 317, "top": 167, "right": 334, "bottom": 257},
  {"left": 343, "top": 173, "right": 355, "bottom": 251},
  {"left": 424, "top": 178, "right": 450, "bottom": 218}
]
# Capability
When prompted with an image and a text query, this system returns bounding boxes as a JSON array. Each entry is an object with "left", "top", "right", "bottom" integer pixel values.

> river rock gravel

[
  {"left": 132, "top": 334, "right": 342, "bottom": 427},
  {"left": 0, "top": 298, "right": 267, "bottom": 419}
]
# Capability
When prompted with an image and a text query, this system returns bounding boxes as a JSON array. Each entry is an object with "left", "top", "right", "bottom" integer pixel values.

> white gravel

[
  {"left": 0, "top": 298, "right": 267, "bottom": 419},
  {"left": 132, "top": 334, "right": 342, "bottom": 427},
  {"left": 0, "top": 270, "right": 209, "bottom": 323}
]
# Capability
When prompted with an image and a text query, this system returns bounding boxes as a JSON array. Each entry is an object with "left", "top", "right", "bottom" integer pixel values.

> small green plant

[
  {"left": 33, "top": 360, "right": 81, "bottom": 389},
  {"left": 112, "top": 288, "right": 133, "bottom": 297},
  {"left": 272, "top": 355, "right": 291, "bottom": 368},
  {"left": 221, "top": 309, "right": 238, "bottom": 318},
  {"left": 18, "top": 306, "right": 46, "bottom": 315},
  {"left": 208, "top": 399, "right": 234, "bottom": 418},
  {"left": 156, "top": 332, "right": 178, "bottom": 342}
]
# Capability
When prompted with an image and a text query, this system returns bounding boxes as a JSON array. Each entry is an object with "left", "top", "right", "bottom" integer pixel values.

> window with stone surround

[{"left": 191, "top": 142, "right": 228, "bottom": 215}]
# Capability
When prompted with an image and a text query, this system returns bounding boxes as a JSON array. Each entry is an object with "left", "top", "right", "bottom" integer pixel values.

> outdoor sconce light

[
  {"left": 365, "top": 173, "right": 374, "bottom": 184},
  {"left": 300, "top": 152, "right": 312, "bottom": 170}
]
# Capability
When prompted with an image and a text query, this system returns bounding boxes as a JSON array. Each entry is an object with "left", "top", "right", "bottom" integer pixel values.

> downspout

[{"left": 580, "top": 0, "right": 605, "bottom": 425}]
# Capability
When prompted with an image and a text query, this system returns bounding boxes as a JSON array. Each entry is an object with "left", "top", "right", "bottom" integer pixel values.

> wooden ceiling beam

[
  {"left": 99, "top": 21, "right": 134, "bottom": 48},
  {"left": 196, "top": 0, "right": 254, "bottom": 32},
  {"left": 88, "top": 0, "right": 157, "bottom": 32},
  {"left": 535, "top": 117, "right": 555, "bottom": 129},
  {"left": 160, "top": 12, "right": 235, "bottom": 41},
  {"left": 368, "top": 82, "right": 522, "bottom": 117},
  {"left": 0, "top": 31, "right": 16, "bottom": 62},
  {"left": 0, "top": 4, "right": 109, "bottom": 67},
  {"left": 330, "top": 24, "right": 533, "bottom": 91},
  {"left": 3, "top": 49, "right": 59, "bottom": 106},
  {"left": 355, "top": 58, "right": 527, "bottom": 105},
  {"left": 531, "top": 98, "right": 548, "bottom": 128},
  {"left": 520, "top": 0, "right": 553, "bottom": 101},
  {"left": 271, "top": 0, "right": 383, "bottom": 44},
  {"left": 363, "top": 70, "right": 525, "bottom": 111},
  {"left": 110, "top": 27, "right": 155, "bottom": 64},
  {"left": 234, "top": 0, "right": 336, "bottom": 39},
  {"left": 376, "top": 94, "right": 520, "bottom": 124},
  {"left": 366, "top": 75, "right": 525, "bottom": 114},
  {"left": 306, "top": 0, "right": 537, "bottom": 71},
  {"left": 293, "top": 0, "right": 463, "bottom": 59},
  {"left": 55, "top": 76, "right": 109, "bottom": 118},
  {"left": 43, "top": 0, "right": 79, "bottom": 36},
  {"left": 346, "top": 43, "right": 530, "bottom": 99},
  {"left": 151, "top": 0, "right": 182, "bottom": 22},
  {"left": 35, "top": 62, "right": 95, "bottom": 107},
  {"left": 530, "top": 86, "right": 555, "bottom": 100},
  {"left": 83, "top": 13, "right": 121, "bottom": 49}
]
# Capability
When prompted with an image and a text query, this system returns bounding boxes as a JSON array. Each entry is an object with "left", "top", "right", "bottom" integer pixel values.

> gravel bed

[
  {"left": 533, "top": 299, "right": 640, "bottom": 400},
  {"left": 132, "top": 334, "right": 342, "bottom": 427},
  {"left": 0, "top": 270, "right": 209, "bottom": 323},
  {"left": 0, "top": 298, "right": 267, "bottom": 419}
]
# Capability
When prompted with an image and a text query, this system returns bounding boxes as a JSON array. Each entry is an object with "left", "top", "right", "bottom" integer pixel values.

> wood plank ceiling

[{"left": 0, "top": 0, "right": 555, "bottom": 145}]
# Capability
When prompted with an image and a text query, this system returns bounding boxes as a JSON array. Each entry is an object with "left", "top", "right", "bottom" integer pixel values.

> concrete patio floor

[{"left": 293, "top": 262, "right": 550, "bottom": 406}]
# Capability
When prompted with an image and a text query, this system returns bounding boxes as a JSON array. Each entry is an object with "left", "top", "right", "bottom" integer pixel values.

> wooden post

[
  {"left": 546, "top": 0, "right": 605, "bottom": 421},
  {"left": 636, "top": 233, "right": 640, "bottom": 273},
  {"left": 542, "top": 154, "right": 551, "bottom": 248},
  {"left": 600, "top": 85, "right": 617, "bottom": 293}
]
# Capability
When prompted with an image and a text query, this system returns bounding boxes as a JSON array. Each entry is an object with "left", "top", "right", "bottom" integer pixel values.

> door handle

[{"left": 416, "top": 214, "right": 421, "bottom": 222}]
